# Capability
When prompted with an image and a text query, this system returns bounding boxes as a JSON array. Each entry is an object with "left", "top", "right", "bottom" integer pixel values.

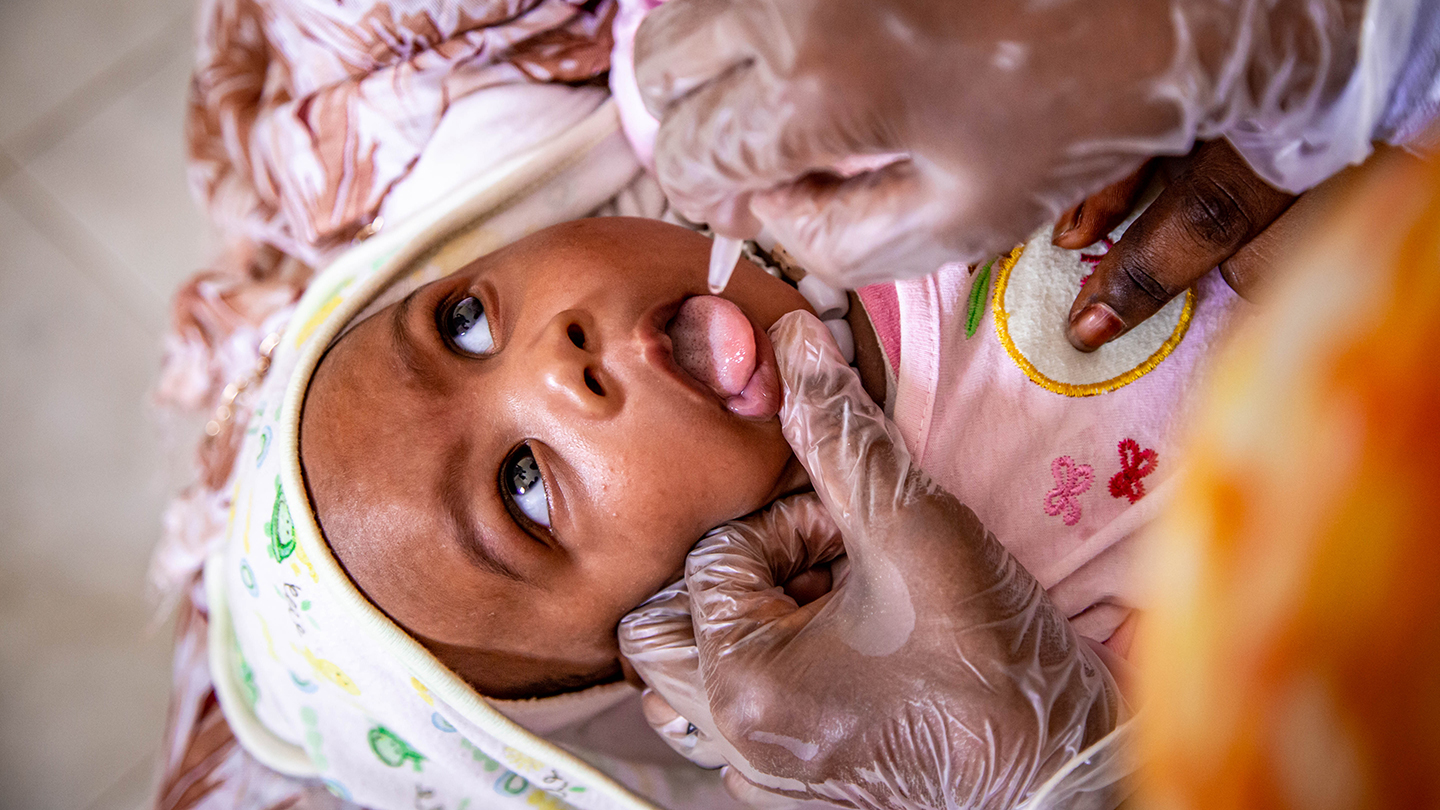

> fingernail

[
  {"left": 1053, "top": 202, "right": 1084, "bottom": 243},
  {"left": 1068, "top": 303, "right": 1124, "bottom": 351}
]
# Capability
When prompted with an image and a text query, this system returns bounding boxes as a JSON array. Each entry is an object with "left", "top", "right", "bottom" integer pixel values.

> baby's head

[{"left": 300, "top": 218, "right": 810, "bottom": 700}]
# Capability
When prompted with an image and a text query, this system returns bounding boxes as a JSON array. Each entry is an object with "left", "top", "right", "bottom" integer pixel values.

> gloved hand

[
  {"left": 620, "top": 311, "right": 1124, "bottom": 809},
  {"left": 635, "top": 0, "right": 1397, "bottom": 289}
]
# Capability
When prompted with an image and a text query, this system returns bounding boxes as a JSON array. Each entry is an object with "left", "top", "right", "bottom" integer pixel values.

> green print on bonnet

[
  {"left": 368, "top": 725, "right": 426, "bottom": 771},
  {"left": 265, "top": 476, "right": 296, "bottom": 563}
]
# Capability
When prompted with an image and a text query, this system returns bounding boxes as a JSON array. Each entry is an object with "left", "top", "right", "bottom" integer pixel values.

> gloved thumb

[
  {"left": 753, "top": 158, "right": 965, "bottom": 287},
  {"left": 768, "top": 310, "right": 920, "bottom": 539}
]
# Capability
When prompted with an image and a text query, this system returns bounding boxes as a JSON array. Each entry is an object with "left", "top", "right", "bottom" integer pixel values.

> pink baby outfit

[{"left": 858, "top": 250, "right": 1244, "bottom": 658}]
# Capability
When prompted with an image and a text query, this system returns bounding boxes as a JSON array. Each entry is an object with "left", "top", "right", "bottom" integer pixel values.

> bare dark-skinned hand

[{"left": 1053, "top": 139, "right": 1360, "bottom": 352}]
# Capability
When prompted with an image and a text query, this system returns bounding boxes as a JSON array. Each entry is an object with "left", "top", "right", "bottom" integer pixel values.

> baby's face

[{"left": 301, "top": 218, "right": 810, "bottom": 698}]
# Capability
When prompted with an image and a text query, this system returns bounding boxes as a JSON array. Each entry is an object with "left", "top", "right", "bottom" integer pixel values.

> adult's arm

[{"left": 632, "top": 0, "right": 1398, "bottom": 290}]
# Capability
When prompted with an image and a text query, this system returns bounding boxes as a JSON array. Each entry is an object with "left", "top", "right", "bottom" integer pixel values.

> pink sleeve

[{"left": 856, "top": 283, "right": 903, "bottom": 372}]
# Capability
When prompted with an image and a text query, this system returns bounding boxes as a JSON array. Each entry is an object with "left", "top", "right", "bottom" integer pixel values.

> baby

[
  {"left": 302, "top": 201, "right": 1241, "bottom": 711},
  {"left": 218, "top": 187, "right": 1238, "bottom": 810},
  {"left": 301, "top": 217, "right": 822, "bottom": 700}
]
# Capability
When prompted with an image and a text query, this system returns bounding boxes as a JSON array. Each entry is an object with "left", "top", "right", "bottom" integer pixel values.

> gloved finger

[
  {"left": 649, "top": 56, "right": 895, "bottom": 238},
  {"left": 1066, "top": 140, "right": 1295, "bottom": 351},
  {"left": 751, "top": 158, "right": 969, "bottom": 288},
  {"left": 635, "top": 0, "right": 769, "bottom": 236},
  {"left": 617, "top": 583, "right": 703, "bottom": 720},
  {"left": 618, "top": 578, "right": 697, "bottom": 671},
  {"left": 633, "top": 0, "right": 778, "bottom": 121},
  {"left": 642, "top": 4, "right": 902, "bottom": 238},
  {"left": 1052, "top": 161, "right": 1155, "bottom": 250},
  {"left": 639, "top": 686, "right": 684, "bottom": 729},
  {"left": 768, "top": 311, "right": 919, "bottom": 536},
  {"left": 639, "top": 687, "right": 729, "bottom": 770},
  {"left": 686, "top": 493, "right": 845, "bottom": 657},
  {"left": 618, "top": 581, "right": 730, "bottom": 769},
  {"left": 721, "top": 765, "right": 805, "bottom": 810},
  {"left": 646, "top": 59, "right": 775, "bottom": 237}
]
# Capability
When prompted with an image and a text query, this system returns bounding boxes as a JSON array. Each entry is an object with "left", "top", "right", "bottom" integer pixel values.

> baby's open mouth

[{"left": 664, "top": 296, "right": 780, "bottom": 420}]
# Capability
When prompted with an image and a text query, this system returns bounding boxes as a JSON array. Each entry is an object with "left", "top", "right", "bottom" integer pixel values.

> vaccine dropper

[{"left": 708, "top": 235, "right": 745, "bottom": 294}]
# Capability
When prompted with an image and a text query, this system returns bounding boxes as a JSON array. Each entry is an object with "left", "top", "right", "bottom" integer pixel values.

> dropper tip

[{"left": 707, "top": 236, "right": 745, "bottom": 296}]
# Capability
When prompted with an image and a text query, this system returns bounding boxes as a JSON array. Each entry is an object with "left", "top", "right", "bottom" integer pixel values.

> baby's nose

[{"left": 536, "top": 311, "right": 621, "bottom": 418}]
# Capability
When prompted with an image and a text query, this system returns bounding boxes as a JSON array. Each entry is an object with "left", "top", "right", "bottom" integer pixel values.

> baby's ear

[{"left": 618, "top": 653, "right": 647, "bottom": 689}]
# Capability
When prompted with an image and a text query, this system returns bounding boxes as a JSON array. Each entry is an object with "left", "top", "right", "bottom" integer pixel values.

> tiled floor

[{"left": 0, "top": 1, "right": 213, "bottom": 808}]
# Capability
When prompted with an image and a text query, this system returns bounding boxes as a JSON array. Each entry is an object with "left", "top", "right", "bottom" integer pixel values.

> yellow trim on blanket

[{"left": 992, "top": 243, "right": 1195, "bottom": 397}]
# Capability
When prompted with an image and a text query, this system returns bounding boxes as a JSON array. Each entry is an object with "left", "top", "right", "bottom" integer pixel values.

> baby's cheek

[
  {"left": 613, "top": 411, "right": 790, "bottom": 564},
  {"left": 659, "top": 427, "right": 784, "bottom": 519},
  {"left": 591, "top": 540, "right": 687, "bottom": 628},
  {"left": 719, "top": 425, "right": 794, "bottom": 508}
]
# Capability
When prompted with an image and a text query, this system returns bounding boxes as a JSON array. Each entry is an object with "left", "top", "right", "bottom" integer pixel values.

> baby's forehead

[
  {"left": 301, "top": 314, "right": 494, "bottom": 613},
  {"left": 303, "top": 311, "right": 450, "bottom": 516},
  {"left": 482, "top": 216, "right": 711, "bottom": 277}
]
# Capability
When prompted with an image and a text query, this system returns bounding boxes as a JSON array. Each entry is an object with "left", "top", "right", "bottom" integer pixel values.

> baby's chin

[{"left": 767, "top": 453, "right": 812, "bottom": 503}]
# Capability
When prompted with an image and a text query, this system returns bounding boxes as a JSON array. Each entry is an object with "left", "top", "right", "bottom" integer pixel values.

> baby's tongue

[{"left": 667, "top": 296, "right": 756, "bottom": 399}]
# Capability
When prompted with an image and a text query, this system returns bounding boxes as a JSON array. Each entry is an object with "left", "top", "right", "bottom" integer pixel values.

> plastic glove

[
  {"left": 634, "top": 0, "right": 1411, "bottom": 288},
  {"left": 620, "top": 311, "right": 1125, "bottom": 809}
]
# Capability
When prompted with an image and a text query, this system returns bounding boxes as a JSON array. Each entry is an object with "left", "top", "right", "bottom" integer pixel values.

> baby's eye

[
  {"left": 446, "top": 296, "right": 494, "bottom": 354},
  {"left": 503, "top": 445, "right": 550, "bottom": 528}
]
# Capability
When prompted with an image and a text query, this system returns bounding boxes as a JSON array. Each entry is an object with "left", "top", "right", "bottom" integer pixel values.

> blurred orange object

[{"left": 1138, "top": 151, "right": 1440, "bottom": 809}]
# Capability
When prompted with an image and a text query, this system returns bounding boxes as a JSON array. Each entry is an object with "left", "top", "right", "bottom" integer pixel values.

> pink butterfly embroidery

[{"left": 1043, "top": 456, "right": 1094, "bottom": 526}]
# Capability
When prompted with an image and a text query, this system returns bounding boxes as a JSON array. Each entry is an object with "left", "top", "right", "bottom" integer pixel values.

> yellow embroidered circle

[{"left": 992, "top": 244, "right": 1196, "bottom": 397}]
